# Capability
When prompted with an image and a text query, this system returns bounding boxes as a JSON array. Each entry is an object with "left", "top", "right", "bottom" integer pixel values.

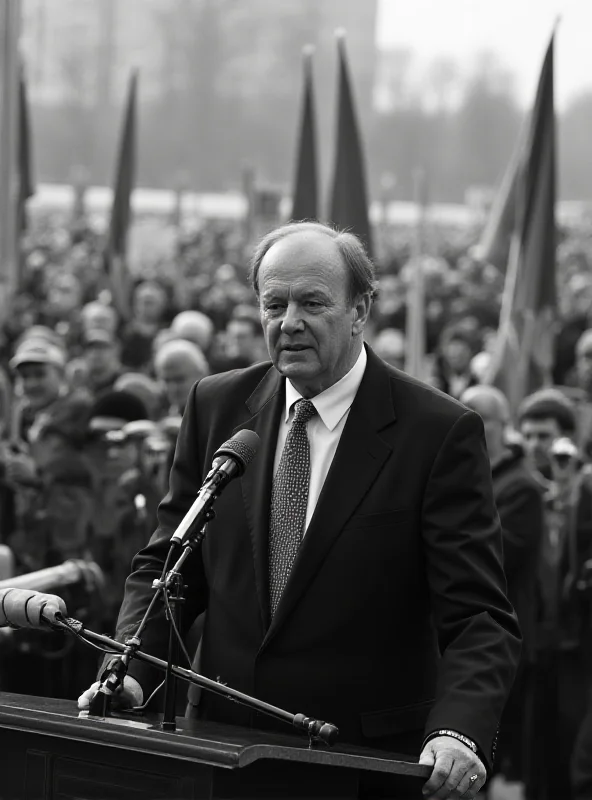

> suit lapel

[
  {"left": 233, "top": 365, "right": 284, "bottom": 632},
  {"left": 260, "top": 347, "right": 397, "bottom": 650}
]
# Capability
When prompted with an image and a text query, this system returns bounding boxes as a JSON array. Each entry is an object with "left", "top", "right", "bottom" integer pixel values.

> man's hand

[
  {"left": 78, "top": 675, "right": 144, "bottom": 712},
  {"left": 419, "top": 735, "right": 487, "bottom": 798}
]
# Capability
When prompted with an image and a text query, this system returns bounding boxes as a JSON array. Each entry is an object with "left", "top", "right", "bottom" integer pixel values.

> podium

[{"left": 0, "top": 691, "right": 430, "bottom": 799}]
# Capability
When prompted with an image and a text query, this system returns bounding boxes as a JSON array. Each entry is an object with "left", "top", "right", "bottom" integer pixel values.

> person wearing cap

[
  {"left": 8, "top": 339, "right": 67, "bottom": 444},
  {"left": 82, "top": 328, "right": 124, "bottom": 397},
  {"left": 518, "top": 388, "right": 592, "bottom": 799}
]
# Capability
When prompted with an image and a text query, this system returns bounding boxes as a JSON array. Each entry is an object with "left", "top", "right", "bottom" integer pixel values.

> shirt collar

[{"left": 284, "top": 346, "right": 367, "bottom": 431}]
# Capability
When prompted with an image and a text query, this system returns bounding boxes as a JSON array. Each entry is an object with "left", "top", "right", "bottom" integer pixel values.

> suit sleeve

[
  {"left": 421, "top": 410, "right": 522, "bottom": 773},
  {"left": 100, "top": 381, "right": 209, "bottom": 696}
]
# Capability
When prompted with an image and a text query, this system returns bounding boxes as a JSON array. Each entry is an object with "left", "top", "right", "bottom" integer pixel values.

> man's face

[
  {"left": 258, "top": 232, "right": 367, "bottom": 397},
  {"left": 157, "top": 355, "right": 203, "bottom": 411},
  {"left": 133, "top": 285, "right": 166, "bottom": 324},
  {"left": 16, "top": 363, "right": 62, "bottom": 410},
  {"left": 48, "top": 277, "right": 81, "bottom": 317},
  {"left": 84, "top": 342, "right": 119, "bottom": 381},
  {"left": 226, "top": 320, "right": 259, "bottom": 361},
  {"left": 82, "top": 306, "right": 116, "bottom": 335},
  {"left": 520, "top": 417, "right": 562, "bottom": 470},
  {"left": 442, "top": 339, "right": 472, "bottom": 373}
]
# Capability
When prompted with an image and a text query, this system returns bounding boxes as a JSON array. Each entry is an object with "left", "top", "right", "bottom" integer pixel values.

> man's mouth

[{"left": 283, "top": 345, "right": 309, "bottom": 351}]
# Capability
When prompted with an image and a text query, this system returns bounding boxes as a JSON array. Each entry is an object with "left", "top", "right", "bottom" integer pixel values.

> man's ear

[{"left": 352, "top": 294, "right": 371, "bottom": 336}]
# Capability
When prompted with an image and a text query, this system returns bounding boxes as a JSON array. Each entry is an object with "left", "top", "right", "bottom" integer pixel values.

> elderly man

[
  {"left": 154, "top": 339, "right": 209, "bottom": 415},
  {"left": 461, "top": 385, "right": 544, "bottom": 795},
  {"left": 79, "top": 222, "right": 520, "bottom": 799}
]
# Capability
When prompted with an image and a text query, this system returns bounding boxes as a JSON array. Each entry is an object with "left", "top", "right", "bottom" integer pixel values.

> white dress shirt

[{"left": 273, "top": 346, "right": 367, "bottom": 533}]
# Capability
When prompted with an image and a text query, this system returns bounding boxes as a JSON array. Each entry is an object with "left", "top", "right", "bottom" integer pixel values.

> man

[
  {"left": 518, "top": 388, "right": 592, "bottom": 799},
  {"left": 120, "top": 281, "right": 169, "bottom": 370},
  {"left": 461, "top": 385, "right": 544, "bottom": 796},
  {"left": 80, "top": 302, "right": 119, "bottom": 340},
  {"left": 154, "top": 339, "right": 209, "bottom": 415},
  {"left": 431, "top": 327, "right": 479, "bottom": 400},
  {"left": 517, "top": 388, "right": 578, "bottom": 490},
  {"left": 79, "top": 222, "right": 520, "bottom": 799},
  {"left": 8, "top": 339, "right": 68, "bottom": 443},
  {"left": 81, "top": 329, "right": 123, "bottom": 397}
]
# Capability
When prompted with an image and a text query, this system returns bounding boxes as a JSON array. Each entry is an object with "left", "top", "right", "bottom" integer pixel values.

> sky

[{"left": 376, "top": 0, "right": 592, "bottom": 110}]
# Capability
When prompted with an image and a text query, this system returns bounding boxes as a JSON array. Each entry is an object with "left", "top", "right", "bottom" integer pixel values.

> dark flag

[
  {"left": 472, "top": 137, "right": 521, "bottom": 273},
  {"left": 485, "top": 32, "right": 557, "bottom": 414},
  {"left": 291, "top": 46, "right": 318, "bottom": 221},
  {"left": 328, "top": 32, "right": 373, "bottom": 257},
  {"left": 105, "top": 70, "right": 138, "bottom": 320}
]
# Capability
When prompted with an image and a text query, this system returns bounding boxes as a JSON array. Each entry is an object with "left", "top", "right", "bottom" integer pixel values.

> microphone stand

[
  {"left": 88, "top": 517, "right": 210, "bottom": 729},
  {"left": 51, "top": 612, "right": 339, "bottom": 747}
]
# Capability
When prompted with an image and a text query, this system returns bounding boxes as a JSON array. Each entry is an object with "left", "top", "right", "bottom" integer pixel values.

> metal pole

[{"left": 0, "top": 0, "right": 21, "bottom": 318}]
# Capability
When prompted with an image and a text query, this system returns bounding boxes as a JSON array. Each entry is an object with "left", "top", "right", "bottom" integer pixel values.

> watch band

[{"left": 424, "top": 729, "right": 478, "bottom": 753}]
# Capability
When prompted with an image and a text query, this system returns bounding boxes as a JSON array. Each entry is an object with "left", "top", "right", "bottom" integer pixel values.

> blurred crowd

[{"left": 2, "top": 214, "right": 592, "bottom": 798}]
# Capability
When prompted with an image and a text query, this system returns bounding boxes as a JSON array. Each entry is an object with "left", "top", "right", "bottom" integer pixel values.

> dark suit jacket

[{"left": 112, "top": 345, "right": 520, "bottom": 772}]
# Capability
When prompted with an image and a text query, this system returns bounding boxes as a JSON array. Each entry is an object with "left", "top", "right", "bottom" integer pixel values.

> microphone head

[{"left": 213, "top": 430, "right": 260, "bottom": 476}]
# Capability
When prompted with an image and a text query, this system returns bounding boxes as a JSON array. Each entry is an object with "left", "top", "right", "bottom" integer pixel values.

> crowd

[{"left": 1, "top": 212, "right": 592, "bottom": 798}]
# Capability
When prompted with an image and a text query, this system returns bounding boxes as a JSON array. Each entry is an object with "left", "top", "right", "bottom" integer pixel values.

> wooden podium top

[{"left": 0, "top": 691, "right": 430, "bottom": 779}]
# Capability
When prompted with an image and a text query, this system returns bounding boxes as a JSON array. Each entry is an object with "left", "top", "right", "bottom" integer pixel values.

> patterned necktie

[{"left": 268, "top": 398, "right": 318, "bottom": 617}]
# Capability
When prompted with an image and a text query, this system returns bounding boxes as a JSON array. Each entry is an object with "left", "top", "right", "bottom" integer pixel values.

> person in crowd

[
  {"left": 8, "top": 339, "right": 68, "bottom": 444},
  {"left": 216, "top": 312, "right": 266, "bottom": 372},
  {"left": 120, "top": 281, "right": 169, "bottom": 370},
  {"left": 80, "top": 301, "right": 119, "bottom": 340},
  {"left": 79, "top": 221, "right": 520, "bottom": 800},
  {"left": 461, "top": 385, "right": 544, "bottom": 798},
  {"left": 517, "top": 388, "right": 579, "bottom": 490},
  {"left": 554, "top": 274, "right": 592, "bottom": 386},
  {"left": 371, "top": 328, "right": 406, "bottom": 371},
  {"left": 81, "top": 329, "right": 124, "bottom": 397},
  {"left": 517, "top": 388, "right": 592, "bottom": 799},
  {"left": 84, "top": 389, "right": 151, "bottom": 625},
  {"left": 114, "top": 372, "right": 165, "bottom": 421},
  {"left": 154, "top": 339, "right": 209, "bottom": 415},
  {"left": 430, "top": 326, "right": 480, "bottom": 399},
  {"left": 170, "top": 310, "right": 214, "bottom": 356},
  {"left": 41, "top": 272, "right": 84, "bottom": 353}
]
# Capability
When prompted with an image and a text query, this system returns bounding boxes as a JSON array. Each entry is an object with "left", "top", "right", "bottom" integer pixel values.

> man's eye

[{"left": 305, "top": 301, "right": 321, "bottom": 308}]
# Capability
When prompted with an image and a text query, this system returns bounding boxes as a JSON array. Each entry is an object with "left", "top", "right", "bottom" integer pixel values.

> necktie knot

[{"left": 292, "top": 399, "right": 317, "bottom": 427}]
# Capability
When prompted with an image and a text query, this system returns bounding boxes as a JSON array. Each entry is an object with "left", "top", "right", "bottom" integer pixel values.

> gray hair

[
  {"left": 154, "top": 339, "right": 209, "bottom": 377},
  {"left": 249, "top": 221, "right": 377, "bottom": 306}
]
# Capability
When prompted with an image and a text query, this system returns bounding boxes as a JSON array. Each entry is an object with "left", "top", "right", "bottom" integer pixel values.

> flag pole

[
  {"left": 404, "top": 169, "right": 428, "bottom": 379},
  {"left": 0, "top": 0, "right": 21, "bottom": 318}
]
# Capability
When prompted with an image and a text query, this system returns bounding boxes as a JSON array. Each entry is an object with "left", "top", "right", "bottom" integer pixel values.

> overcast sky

[{"left": 376, "top": 0, "right": 592, "bottom": 109}]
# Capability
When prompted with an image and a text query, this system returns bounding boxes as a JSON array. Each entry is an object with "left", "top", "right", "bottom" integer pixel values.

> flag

[
  {"left": 328, "top": 31, "right": 373, "bottom": 257},
  {"left": 17, "top": 66, "right": 34, "bottom": 237},
  {"left": 485, "top": 32, "right": 557, "bottom": 415},
  {"left": 472, "top": 135, "right": 522, "bottom": 273},
  {"left": 404, "top": 170, "right": 428, "bottom": 380},
  {"left": 291, "top": 46, "right": 318, "bottom": 221},
  {"left": 105, "top": 70, "right": 138, "bottom": 321}
]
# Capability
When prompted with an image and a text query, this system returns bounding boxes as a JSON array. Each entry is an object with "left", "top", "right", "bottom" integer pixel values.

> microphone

[
  {"left": 170, "top": 429, "right": 260, "bottom": 546},
  {"left": 0, "top": 588, "right": 67, "bottom": 629}
]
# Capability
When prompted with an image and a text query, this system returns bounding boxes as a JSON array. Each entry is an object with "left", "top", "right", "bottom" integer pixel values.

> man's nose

[{"left": 280, "top": 303, "right": 304, "bottom": 333}]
